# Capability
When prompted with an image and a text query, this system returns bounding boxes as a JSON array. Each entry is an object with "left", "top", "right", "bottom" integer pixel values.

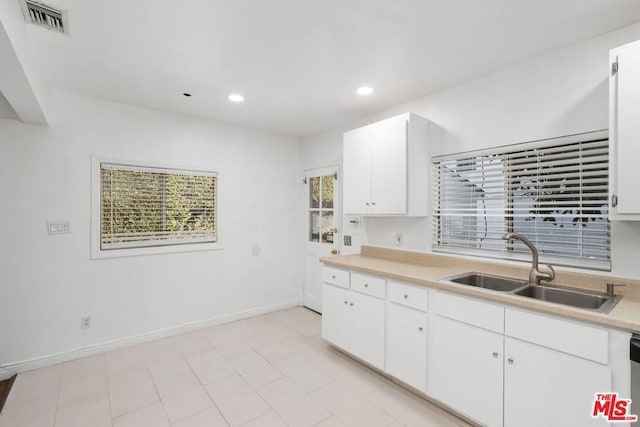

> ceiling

[{"left": 20, "top": 0, "right": 640, "bottom": 136}]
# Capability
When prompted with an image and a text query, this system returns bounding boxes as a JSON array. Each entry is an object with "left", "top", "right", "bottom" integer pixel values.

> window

[
  {"left": 432, "top": 130, "right": 610, "bottom": 270},
  {"left": 98, "top": 162, "right": 217, "bottom": 252}
]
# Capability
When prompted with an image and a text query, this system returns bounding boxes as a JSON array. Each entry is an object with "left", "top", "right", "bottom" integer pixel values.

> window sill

[{"left": 91, "top": 242, "right": 223, "bottom": 259}]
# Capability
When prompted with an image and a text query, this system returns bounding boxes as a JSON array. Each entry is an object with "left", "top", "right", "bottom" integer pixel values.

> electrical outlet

[
  {"left": 81, "top": 316, "right": 92, "bottom": 329},
  {"left": 394, "top": 233, "right": 403, "bottom": 246},
  {"left": 344, "top": 235, "right": 352, "bottom": 246}
]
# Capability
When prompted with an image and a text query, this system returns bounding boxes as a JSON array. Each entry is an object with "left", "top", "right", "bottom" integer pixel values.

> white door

[
  {"left": 343, "top": 127, "right": 372, "bottom": 215},
  {"left": 320, "top": 283, "right": 350, "bottom": 349},
  {"left": 504, "top": 338, "right": 611, "bottom": 427},
  {"left": 349, "top": 291, "right": 386, "bottom": 370},
  {"left": 614, "top": 41, "right": 640, "bottom": 214},
  {"left": 428, "top": 316, "right": 504, "bottom": 427},
  {"left": 386, "top": 303, "right": 428, "bottom": 392},
  {"left": 370, "top": 116, "right": 408, "bottom": 214},
  {"left": 303, "top": 165, "right": 340, "bottom": 313}
]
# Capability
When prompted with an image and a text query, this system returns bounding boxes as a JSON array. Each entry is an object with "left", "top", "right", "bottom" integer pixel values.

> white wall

[
  {"left": 0, "top": 89, "right": 301, "bottom": 368},
  {"left": 301, "top": 21, "right": 640, "bottom": 279}
]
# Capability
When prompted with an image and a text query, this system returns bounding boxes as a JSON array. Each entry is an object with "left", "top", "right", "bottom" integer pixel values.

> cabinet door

[
  {"left": 504, "top": 338, "right": 611, "bottom": 427},
  {"left": 428, "top": 316, "right": 504, "bottom": 427},
  {"left": 343, "top": 127, "right": 372, "bottom": 215},
  {"left": 370, "top": 116, "right": 408, "bottom": 214},
  {"left": 349, "top": 291, "right": 385, "bottom": 369},
  {"left": 386, "top": 303, "right": 427, "bottom": 392},
  {"left": 613, "top": 41, "right": 640, "bottom": 216},
  {"left": 321, "top": 284, "right": 350, "bottom": 350}
]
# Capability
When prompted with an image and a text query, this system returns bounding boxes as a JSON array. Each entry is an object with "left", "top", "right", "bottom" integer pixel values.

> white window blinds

[
  {"left": 100, "top": 163, "right": 217, "bottom": 250},
  {"left": 432, "top": 130, "right": 610, "bottom": 270}
]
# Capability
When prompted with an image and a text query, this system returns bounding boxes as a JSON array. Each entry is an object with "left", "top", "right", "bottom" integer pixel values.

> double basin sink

[{"left": 441, "top": 272, "right": 621, "bottom": 314}]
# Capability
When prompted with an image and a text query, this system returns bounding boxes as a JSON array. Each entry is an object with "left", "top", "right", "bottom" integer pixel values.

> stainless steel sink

[
  {"left": 442, "top": 272, "right": 529, "bottom": 292},
  {"left": 514, "top": 284, "right": 621, "bottom": 313},
  {"left": 439, "top": 272, "right": 621, "bottom": 313}
]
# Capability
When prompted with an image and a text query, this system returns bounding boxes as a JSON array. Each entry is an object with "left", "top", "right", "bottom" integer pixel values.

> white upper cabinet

[
  {"left": 343, "top": 113, "right": 432, "bottom": 216},
  {"left": 610, "top": 39, "right": 640, "bottom": 220}
]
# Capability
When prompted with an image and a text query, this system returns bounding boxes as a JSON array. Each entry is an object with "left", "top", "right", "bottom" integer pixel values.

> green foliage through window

[{"left": 101, "top": 164, "right": 217, "bottom": 249}]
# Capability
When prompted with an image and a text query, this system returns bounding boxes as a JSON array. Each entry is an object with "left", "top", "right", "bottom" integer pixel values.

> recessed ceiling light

[
  {"left": 357, "top": 86, "right": 373, "bottom": 95},
  {"left": 182, "top": 93, "right": 192, "bottom": 97},
  {"left": 228, "top": 94, "right": 245, "bottom": 103}
]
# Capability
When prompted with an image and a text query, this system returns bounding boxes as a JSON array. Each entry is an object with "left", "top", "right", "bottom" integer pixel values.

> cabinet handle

[
  {"left": 365, "top": 202, "right": 370, "bottom": 206},
  {"left": 508, "top": 358, "right": 514, "bottom": 364},
  {"left": 492, "top": 352, "right": 499, "bottom": 358},
  {"left": 332, "top": 275, "right": 336, "bottom": 279},
  {"left": 403, "top": 294, "right": 409, "bottom": 299},
  {"left": 371, "top": 202, "right": 376, "bottom": 205},
  {"left": 418, "top": 327, "right": 424, "bottom": 332},
  {"left": 344, "top": 301, "right": 348, "bottom": 305},
  {"left": 364, "top": 284, "right": 369, "bottom": 287},
  {"left": 350, "top": 302, "right": 354, "bottom": 306}
]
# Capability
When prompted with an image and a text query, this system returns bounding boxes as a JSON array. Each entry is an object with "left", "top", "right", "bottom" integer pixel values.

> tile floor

[{"left": 0, "top": 307, "right": 471, "bottom": 427}]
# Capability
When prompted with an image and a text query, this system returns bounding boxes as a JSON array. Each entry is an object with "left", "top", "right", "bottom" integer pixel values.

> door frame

[{"left": 301, "top": 162, "right": 342, "bottom": 312}]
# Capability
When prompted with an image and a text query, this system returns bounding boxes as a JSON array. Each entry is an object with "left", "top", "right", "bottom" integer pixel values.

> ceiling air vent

[{"left": 19, "top": 0, "right": 69, "bottom": 34}]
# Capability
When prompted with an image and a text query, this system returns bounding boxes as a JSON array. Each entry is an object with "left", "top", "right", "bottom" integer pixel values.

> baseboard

[
  {"left": 0, "top": 368, "right": 13, "bottom": 381},
  {"left": 1, "top": 299, "right": 300, "bottom": 375}
]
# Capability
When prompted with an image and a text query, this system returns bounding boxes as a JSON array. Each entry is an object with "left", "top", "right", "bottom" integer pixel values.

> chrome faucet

[{"left": 502, "top": 232, "right": 555, "bottom": 285}]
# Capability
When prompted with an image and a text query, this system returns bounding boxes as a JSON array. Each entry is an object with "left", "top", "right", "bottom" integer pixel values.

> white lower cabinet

[
  {"left": 350, "top": 290, "right": 386, "bottom": 369},
  {"left": 428, "top": 315, "right": 504, "bottom": 427},
  {"left": 386, "top": 302, "right": 428, "bottom": 392},
  {"left": 321, "top": 283, "right": 350, "bottom": 350},
  {"left": 321, "top": 282, "right": 386, "bottom": 369},
  {"left": 504, "top": 338, "right": 611, "bottom": 427},
  {"left": 321, "top": 266, "right": 627, "bottom": 427}
]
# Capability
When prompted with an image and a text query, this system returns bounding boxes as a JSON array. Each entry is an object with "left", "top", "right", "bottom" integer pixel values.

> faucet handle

[{"left": 543, "top": 263, "right": 555, "bottom": 282}]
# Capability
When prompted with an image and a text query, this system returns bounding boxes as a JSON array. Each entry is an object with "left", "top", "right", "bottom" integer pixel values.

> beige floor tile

[
  {"left": 239, "top": 411, "right": 287, "bottom": 427},
  {"left": 290, "top": 318, "right": 322, "bottom": 338},
  {"left": 171, "top": 331, "right": 214, "bottom": 356},
  {"left": 314, "top": 416, "right": 346, "bottom": 427},
  {"left": 284, "top": 336, "right": 339, "bottom": 364},
  {"left": 315, "top": 355, "right": 389, "bottom": 395},
  {"left": 171, "top": 407, "right": 229, "bottom": 427},
  {"left": 4, "top": 365, "right": 62, "bottom": 407},
  {"left": 108, "top": 368, "right": 160, "bottom": 418},
  {"left": 257, "top": 377, "right": 330, "bottom": 427},
  {"left": 214, "top": 342, "right": 253, "bottom": 359},
  {"left": 154, "top": 371, "right": 213, "bottom": 423},
  {"left": 227, "top": 351, "right": 282, "bottom": 388},
  {"left": 310, "top": 380, "right": 396, "bottom": 427},
  {"left": 367, "top": 384, "right": 470, "bottom": 427},
  {"left": 105, "top": 347, "right": 146, "bottom": 379},
  {"left": 0, "top": 393, "right": 57, "bottom": 427},
  {"left": 112, "top": 403, "right": 170, "bottom": 427},
  {"left": 272, "top": 352, "right": 334, "bottom": 392},
  {"left": 58, "top": 364, "right": 108, "bottom": 407},
  {"left": 62, "top": 354, "right": 105, "bottom": 375},
  {"left": 139, "top": 338, "right": 177, "bottom": 357},
  {"left": 54, "top": 397, "right": 112, "bottom": 427},
  {"left": 204, "top": 375, "right": 271, "bottom": 427},
  {"left": 186, "top": 348, "right": 235, "bottom": 385},
  {"left": 147, "top": 350, "right": 192, "bottom": 382}
]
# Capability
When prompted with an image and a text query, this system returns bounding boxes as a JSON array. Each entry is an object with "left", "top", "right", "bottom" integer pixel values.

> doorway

[{"left": 302, "top": 165, "right": 340, "bottom": 313}]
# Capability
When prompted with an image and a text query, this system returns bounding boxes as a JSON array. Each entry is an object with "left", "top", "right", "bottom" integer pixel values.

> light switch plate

[{"left": 48, "top": 221, "right": 71, "bottom": 234}]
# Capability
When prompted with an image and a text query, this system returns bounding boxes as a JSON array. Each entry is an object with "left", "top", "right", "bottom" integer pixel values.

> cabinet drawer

[
  {"left": 351, "top": 272, "right": 386, "bottom": 298},
  {"left": 433, "top": 291, "right": 504, "bottom": 334},
  {"left": 505, "top": 308, "right": 608, "bottom": 364},
  {"left": 322, "top": 266, "right": 349, "bottom": 289},
  {"left": 388, "top": 281, "right": 428, "bottom": 312}
]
